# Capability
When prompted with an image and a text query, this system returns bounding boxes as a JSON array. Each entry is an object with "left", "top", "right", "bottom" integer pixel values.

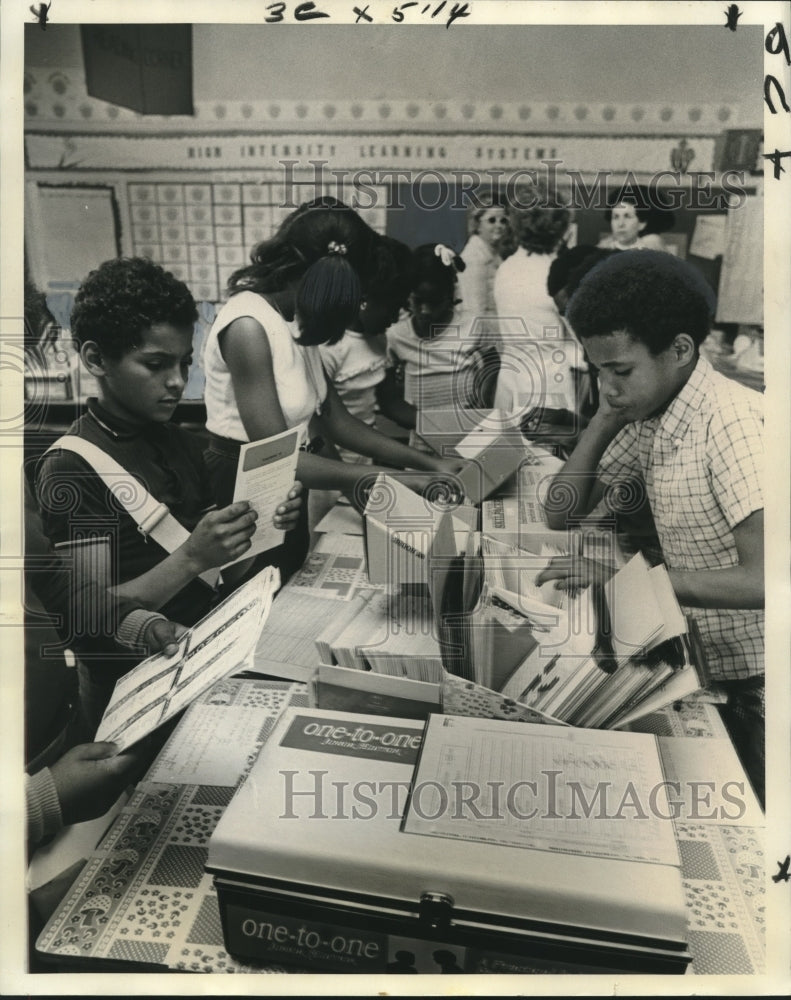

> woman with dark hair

[
  {"left": 492, "top": 193, "right": 582, "bottom": 416},
  {"left": 598, "top": 183, "right": 676, "bottom": 252},
  {"left": 202, "top": 201, "right": 462, "bottom": 581}
]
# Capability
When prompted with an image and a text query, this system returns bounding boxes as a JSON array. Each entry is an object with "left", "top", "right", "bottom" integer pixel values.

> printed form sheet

[
  {"left": 230, "top": 424, "right": 305, "bottom": 563},
  {"left": 402, "top": 714, "right": 680, "bottom": 867},
  {"left": 95, "top": 566, "right": 279, "bottom": 751}
]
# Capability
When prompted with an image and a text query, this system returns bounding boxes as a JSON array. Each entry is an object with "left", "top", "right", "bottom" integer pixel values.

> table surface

[
  {"left": 33, "top": 470, "right": 767, "bottom": 977},
  {"left": 35, "top": 559, "right": 766, "bottom": 977}
]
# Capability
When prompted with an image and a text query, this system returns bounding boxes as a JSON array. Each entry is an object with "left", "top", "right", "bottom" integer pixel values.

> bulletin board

[{"left": 25, "top": 184, "right": 120, "bottom": 292}]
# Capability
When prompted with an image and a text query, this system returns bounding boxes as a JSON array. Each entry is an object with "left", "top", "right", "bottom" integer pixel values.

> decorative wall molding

[
  {"left": 25, "top": 131, "right": 718, "bottom": 176},
  {"left": 24, "top": 70, "right": 749, "bottom": 137}
]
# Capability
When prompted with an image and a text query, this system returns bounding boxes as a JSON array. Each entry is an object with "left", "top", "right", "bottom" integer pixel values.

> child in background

[
  {"left": 538, "top": 251, "right": 764, "bottom": 806},
  {"left": 35, "top": 258, "right": 302, "bottom": 727},
  {"left": 310, "top": 236, "right": 413, "bottom": 533},
  {"left": 383, "top": 243, "right": 486, "bottom": 449},
  {"left": 202, "top": 201, "right": 464, "bottom": 579},
  {"left": 319, "top": 235, "right": 414, "bottom": 460}
]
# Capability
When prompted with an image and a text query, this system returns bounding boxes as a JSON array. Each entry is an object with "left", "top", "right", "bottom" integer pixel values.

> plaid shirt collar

[{"left": 645, "top": 354, "right": 713, "bottom": 448}]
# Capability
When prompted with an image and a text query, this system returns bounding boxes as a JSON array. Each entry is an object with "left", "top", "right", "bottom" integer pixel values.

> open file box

[
  {"left": 207, "top": 707, "right": 691, "bottom": 975},
  {"left": 362, "top": 473, "right": 477, "bottom": 586}
]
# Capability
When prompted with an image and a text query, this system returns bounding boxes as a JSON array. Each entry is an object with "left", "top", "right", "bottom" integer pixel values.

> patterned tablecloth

[{"left": 35, "top": 674, "right": 765, "bottom": 977}]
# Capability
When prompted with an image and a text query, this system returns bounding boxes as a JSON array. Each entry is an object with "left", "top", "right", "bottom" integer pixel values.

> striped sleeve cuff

[
  {"left": 116, "top": 609, "right": 168, "bottom": 652},
  {"left": 26, "top": 768, "right": 63, "bottom": 845}
]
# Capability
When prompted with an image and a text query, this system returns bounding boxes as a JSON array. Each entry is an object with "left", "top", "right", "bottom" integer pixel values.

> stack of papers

[
  {"left": 316, "top": 588, "right": 445, "bottom": 682},
  {"left": 402, "top": 714, "right": 680, "bottom": 868},
  {"left": 485, "top": 552, "right": 699, "bottom": 729}
]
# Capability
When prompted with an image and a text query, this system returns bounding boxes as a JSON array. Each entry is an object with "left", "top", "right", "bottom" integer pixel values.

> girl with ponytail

[{"left": 202, "top": 200, "right": 463, "bottom": 583}]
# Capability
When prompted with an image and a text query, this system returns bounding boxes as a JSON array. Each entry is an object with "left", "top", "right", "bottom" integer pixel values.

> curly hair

[
  {"left": 71, "top": 257, "right": 197, "bottom": 358},
  {"left": 510, "top": 203, "right": 570, "bottom": 255},
  {"left": 228, "top": 199, "right": 378, "bottom": 346},
  {"left": 566, "top": 249, "right": 716, "bottom": 354}
]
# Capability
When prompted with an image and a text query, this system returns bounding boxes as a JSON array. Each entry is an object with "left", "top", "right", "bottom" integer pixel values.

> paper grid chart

[{"left": 128, "top": 181, "right": 388, "bottom": 302}]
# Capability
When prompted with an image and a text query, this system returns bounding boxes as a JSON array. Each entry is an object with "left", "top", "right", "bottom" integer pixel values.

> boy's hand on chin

[{"left": 591, "top": 396, "right": 631, "bottom": 436}]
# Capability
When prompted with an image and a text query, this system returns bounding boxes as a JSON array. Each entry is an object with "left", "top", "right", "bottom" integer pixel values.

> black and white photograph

[{"left": 1, "top": 0, "right": 789, "bottom": 994}]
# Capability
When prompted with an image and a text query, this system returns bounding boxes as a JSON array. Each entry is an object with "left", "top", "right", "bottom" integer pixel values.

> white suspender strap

[{"left": 49, "top": 436, "right": 220, "bottom": 589}]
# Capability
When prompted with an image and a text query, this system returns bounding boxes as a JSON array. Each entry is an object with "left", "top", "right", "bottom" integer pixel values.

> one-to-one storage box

[
  {"left": 362, "top": 474, "right": 476, "bottom": 586},
  {"left": 207, "top": 707, "right": 691, "bottom": 975}
]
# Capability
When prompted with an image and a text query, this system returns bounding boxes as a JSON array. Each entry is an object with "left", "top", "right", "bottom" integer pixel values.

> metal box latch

[{"left": 419, "top": 891, "right": 455, "bottom": 932}]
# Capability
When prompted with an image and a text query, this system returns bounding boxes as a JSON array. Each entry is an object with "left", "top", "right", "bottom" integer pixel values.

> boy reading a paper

[
  {"left": 35, "top": 258, "right": 303, "bottom": 728},
  {"left": 538, "top": 251, "right": 764, "bottom": 805}
]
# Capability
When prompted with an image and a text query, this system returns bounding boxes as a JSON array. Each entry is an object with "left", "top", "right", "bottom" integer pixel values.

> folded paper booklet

[
  {"left": 228, "top": 424, "right": 305, "bottom": 564},
  {"left": 95, "top": 566, "right": 280, "bottom": 752},
  {"left": 363, "top": 473, "right": 477, "bottom": 586}
]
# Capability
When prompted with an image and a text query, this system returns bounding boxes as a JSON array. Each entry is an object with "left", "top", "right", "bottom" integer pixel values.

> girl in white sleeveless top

[{"left": 202, "top": 200, "right": 463, "bottom": 582}]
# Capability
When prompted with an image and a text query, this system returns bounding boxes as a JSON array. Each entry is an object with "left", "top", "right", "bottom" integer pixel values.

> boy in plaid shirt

[{"left": 539, "top": 250, "right": 764, "bottom": 806}]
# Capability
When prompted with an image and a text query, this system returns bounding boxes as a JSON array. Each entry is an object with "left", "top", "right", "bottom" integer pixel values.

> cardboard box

[
  {"left": 415, "top": 408, "right": 530, "bottom": 504},
  {"left": 363, "top": 474, "right": 475, "bottom": 586}
]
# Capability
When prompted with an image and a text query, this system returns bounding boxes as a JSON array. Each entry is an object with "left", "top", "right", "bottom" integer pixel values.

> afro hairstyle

[{"left": 566, "top": 249, "right": 717, "bottom": 354}]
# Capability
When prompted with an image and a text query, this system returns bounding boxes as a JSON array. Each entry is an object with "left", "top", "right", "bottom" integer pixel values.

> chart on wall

[{"left": 128, "top": 180, "right": 388, "bottom": 303}]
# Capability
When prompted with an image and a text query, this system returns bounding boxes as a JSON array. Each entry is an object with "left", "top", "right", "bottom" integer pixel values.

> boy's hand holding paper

[{"left": 228, "top": 424, "right": 305, "bottom": 565}]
